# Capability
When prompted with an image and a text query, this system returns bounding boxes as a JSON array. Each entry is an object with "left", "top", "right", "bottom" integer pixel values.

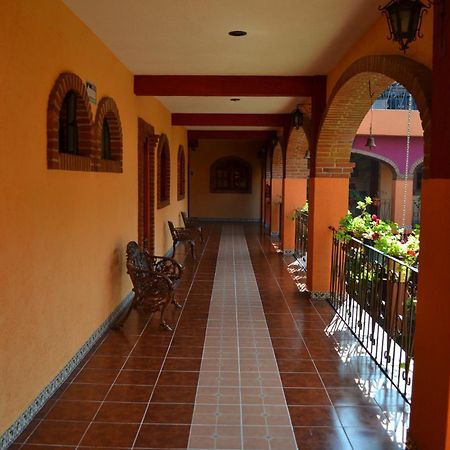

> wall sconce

[
  {"left": 379, "top": 0, "right": 434, "bottom": 52},
  {"left": 292, "top": 104, "right": 304, "bottom": 130}
]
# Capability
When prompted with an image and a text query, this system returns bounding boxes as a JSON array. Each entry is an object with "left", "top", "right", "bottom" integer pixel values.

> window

[
  {"left": 177, "top": 146, "right": 186, "bottom": 200},
  {"left": 101, "top": 119, "right": 111, "bottom": 160},
  {"left": 47, "top": 72, "right": 93, "bottom": 171},
  {"left": 59, "top": 91, "right": 79, "bottom": 154},
  {"left": 210, "top": 157, "right": 252, "bottom": 193},
  {"left": 94, "top": 97, "right": 123, "bottom": 172},
  {"left": 157, "top": 134, "right": 171, "bottom": 208}
]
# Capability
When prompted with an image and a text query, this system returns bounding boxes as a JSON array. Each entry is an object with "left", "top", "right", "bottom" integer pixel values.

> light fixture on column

[
  {"left": 365, "top": 80, "right": 376, "bottom": 150},
  {"left": 379, "top": 0, "right": 434, "bottom": 52},
  {"left": 292, "top": 104, "right": 304, "bottom": 130}
]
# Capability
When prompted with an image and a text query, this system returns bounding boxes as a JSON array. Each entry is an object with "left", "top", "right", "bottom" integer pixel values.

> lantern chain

[{"left": 402, "top": 93, "right": 412, "bottom": 228}]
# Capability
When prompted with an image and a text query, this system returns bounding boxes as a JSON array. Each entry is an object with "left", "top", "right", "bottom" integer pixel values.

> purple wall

[{"left": 353, "top": 135, "right": 423, "bottom": 176}]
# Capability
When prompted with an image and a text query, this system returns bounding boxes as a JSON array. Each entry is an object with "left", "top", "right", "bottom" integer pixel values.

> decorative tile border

[
  {"left": 0, "top": 292, "right": 133, "bottom": 450},
  {"left": 310, "top": 291, "right": 330, "bottom": 300}
]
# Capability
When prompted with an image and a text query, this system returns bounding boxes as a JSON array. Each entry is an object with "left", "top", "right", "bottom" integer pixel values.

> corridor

[{"left": 11, "top": 225, "right": 408, "bottom": 450}]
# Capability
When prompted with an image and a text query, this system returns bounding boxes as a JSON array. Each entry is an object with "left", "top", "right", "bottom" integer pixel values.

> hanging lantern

[
  {"left": 379, "top": 0, "right": 433, "bottom": 52},
  {"left": 292, "top": 105, "right": 304, "bottom": 130}
]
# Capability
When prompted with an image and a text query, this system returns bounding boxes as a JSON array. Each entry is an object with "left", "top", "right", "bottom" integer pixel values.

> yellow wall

[
  {"left": 190, "top": 140, "right": 262, "bottom": 220},
  {"left": 0, "top": 0, "right": 186, "bottom": 434}
]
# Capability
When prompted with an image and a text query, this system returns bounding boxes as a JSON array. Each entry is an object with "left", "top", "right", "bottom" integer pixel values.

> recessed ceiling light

[
  {"left": 228, "top": 30, "right": 247, "bottom": 37},
  {"left": 230, "top": 98, "right": 240, "bottom": 102}
]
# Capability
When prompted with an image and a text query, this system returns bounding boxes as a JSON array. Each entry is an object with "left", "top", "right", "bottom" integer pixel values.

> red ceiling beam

[
  {"left": 187, "top": 130, "right": 276, "bottom": 141},
  {"left": 173, "top": 113, "right": 290, "bottom": 127},
  {"left": 134, "top": 75, "right": 325, "bottom": 96}
]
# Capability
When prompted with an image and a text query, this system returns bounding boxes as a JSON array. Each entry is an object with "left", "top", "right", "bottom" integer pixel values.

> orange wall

[
  {"left": 0, "top": 0, "right": 186, "bottom": 434},
  {"left": 189, "top": 140, "right": 262, "bottom": 220},
  {"left": 357, "top": 110, "right": 424, "bottom": 137}
]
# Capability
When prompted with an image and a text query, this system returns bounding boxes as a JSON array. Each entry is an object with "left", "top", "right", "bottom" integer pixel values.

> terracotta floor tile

[
  {"left": 284, "top": 388, "right": 332, "bottom": 406},
  {"left": 294, "top": 426, "right": 353, "bottom": 450},
  {"left": 105, "top": 384, "right": 153, "bottom": 402},
  {"left": 60, "top": 383, "right": 110, "bottom": 401},
  {"left": 80, "top": 422, "right": 139, "bottom": 447},
  {"left": 135, "top": 424, "right": 190, "bottom": 448},
  {"left": 95, "top": 401, "right": 147, "bottom": 423},
  {"left": 124, "top": 356, "right": 164, "bottom": 371},
  {"left": 144, "top": 402, "right": 194, "bottom": 424},
  {"left": 46, "top": 400, "right": 100, "bottom": 421},
  {"left": 158, "top": 370, "right": 199, "bottom": 386},
  {"left": 115, "top": 369, "right": 158, "bottom": 385},
  {"left": 162, "top": 357, "right": 202, "bottom": 371},
  {"left": 27, "top": 420, "right": 88, "bottom": 446},
  {"left": 73, "top": 368, "right": 119, "bottom": 384},
  {"left": 151, "top": 385, "right": 197, "bottom": 403}
]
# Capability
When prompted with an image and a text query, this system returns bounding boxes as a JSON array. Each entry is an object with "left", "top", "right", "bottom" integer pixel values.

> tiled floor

[{"left": 10, "top": 224, "right": 408, "bottom": 450}]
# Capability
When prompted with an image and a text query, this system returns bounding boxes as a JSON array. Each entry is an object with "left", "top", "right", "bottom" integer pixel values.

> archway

[{"left": 308, "top": 55, "right": 431, "bottom": 294}]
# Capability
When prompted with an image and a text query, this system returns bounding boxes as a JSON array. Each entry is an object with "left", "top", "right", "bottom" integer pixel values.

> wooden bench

[
  {"left": 114, "top": 241, "right": 183, "bottom": 331},
  {"left": 181, "top": 211, "right": 204, "bottom": 243}
]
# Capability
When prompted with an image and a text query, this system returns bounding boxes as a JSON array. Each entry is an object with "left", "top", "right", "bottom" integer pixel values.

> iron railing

[
  {"left": 329, "top": 231, "right": 418, "bottom": 402},
  {"left": 294, "top": 212, "right": 308, "bottom": 263}
]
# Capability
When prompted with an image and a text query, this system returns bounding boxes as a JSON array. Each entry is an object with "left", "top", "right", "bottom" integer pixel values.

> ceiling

[{"left": 64, "top": 0, "right": 382, "bottom": 135}]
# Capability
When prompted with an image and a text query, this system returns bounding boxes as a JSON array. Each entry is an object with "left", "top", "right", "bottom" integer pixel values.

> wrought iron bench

[
  {"left": 181, "top": 211, "right": 204, "bottom": 243},
  {"left": 114, "top": 241, "right": 183, "bottom": 331},
  {"left": 168, "top": 220, "right": 197, "bottom": 259}
]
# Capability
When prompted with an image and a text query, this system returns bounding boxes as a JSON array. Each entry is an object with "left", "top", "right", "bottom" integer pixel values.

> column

[
  {"left": 281, "top": 178, "right": 307, "bottom": 252},
  {"left": 409, "top": 1, "right": 450, "bottom": 448},
  {"left": 391, "top": 178, "right": 413, "bottom": 227},
  {"left": 270, "top": 178, "right": 282, "bottom": 235},
  {"left": 306, "top": 177, "right": 349, "bottom": 296}
]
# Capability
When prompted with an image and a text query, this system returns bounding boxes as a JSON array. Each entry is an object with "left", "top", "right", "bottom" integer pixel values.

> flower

[{"left": 335, "top": 197, "right": 420, "bottom": 267}]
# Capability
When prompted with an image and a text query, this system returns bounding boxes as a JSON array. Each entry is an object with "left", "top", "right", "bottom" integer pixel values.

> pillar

[
  {"left": 270, "top": 178, "right": 282, "bottom": 235},
  {"left": 391, "top": 178, "right": 413, "bottom": 227},
  {"left": 409, "top": 1, "right": 450, "bottom": 448},
  {"left": 281, "top": 178, "right": 307, "bottom": 252},
  {"left": 306, "top": 177, "right": 349, "bottom": 295}
]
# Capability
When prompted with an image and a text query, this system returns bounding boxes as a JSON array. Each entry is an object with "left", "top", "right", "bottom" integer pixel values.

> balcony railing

[
  {"left": 329, "top": 231, "right": 418, "bottom": 402},
  {"left": 294, "top": 212, "right": 308, "bottom": 266}
]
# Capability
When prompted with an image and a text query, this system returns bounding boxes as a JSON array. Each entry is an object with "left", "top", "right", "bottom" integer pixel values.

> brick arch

[
  {"left": 271, "top": 143, "right": 284, "bottom": 179},
  {"left": 177, "top": 145, "right": 186, "bottom": 200},
  {"left": 285, "top": 116, "right": 311, "bottom": 179},
  {"left": 94, "top": 97, "right": 123, "bottom": 173},
  {"left": 157, "top": 133, "right": 171, "bottom": 209},
  {"left": 316, "top": 55, "right": 432, "bottom": 178},
  {"left": 47, "top": 72, "right": 94, "bottom": 171}
]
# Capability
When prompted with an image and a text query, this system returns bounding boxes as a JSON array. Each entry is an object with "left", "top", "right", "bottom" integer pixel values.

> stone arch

[
  {"left": 316, "top": 55, "right": 432, "bottom": 178},
  {"left": 351, "top": 148, "right": 401, "bottom": 179},
  {"left": 47, "top": 72, "right": 94, "bottom": 171},
  {"left": 94, "top": 97, "right": 123, "bottom": 172},
  {"left": 410, "top": 158, "right": 424, "bottom": 177}
]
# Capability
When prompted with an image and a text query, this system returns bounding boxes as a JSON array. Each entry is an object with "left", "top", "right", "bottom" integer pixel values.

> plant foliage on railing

[
  {"left": 290, "top": 201, "right": 308, "bottom": 220},
  {"left": 335, "top": 197, "right": 419, "bottom": 267}
]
